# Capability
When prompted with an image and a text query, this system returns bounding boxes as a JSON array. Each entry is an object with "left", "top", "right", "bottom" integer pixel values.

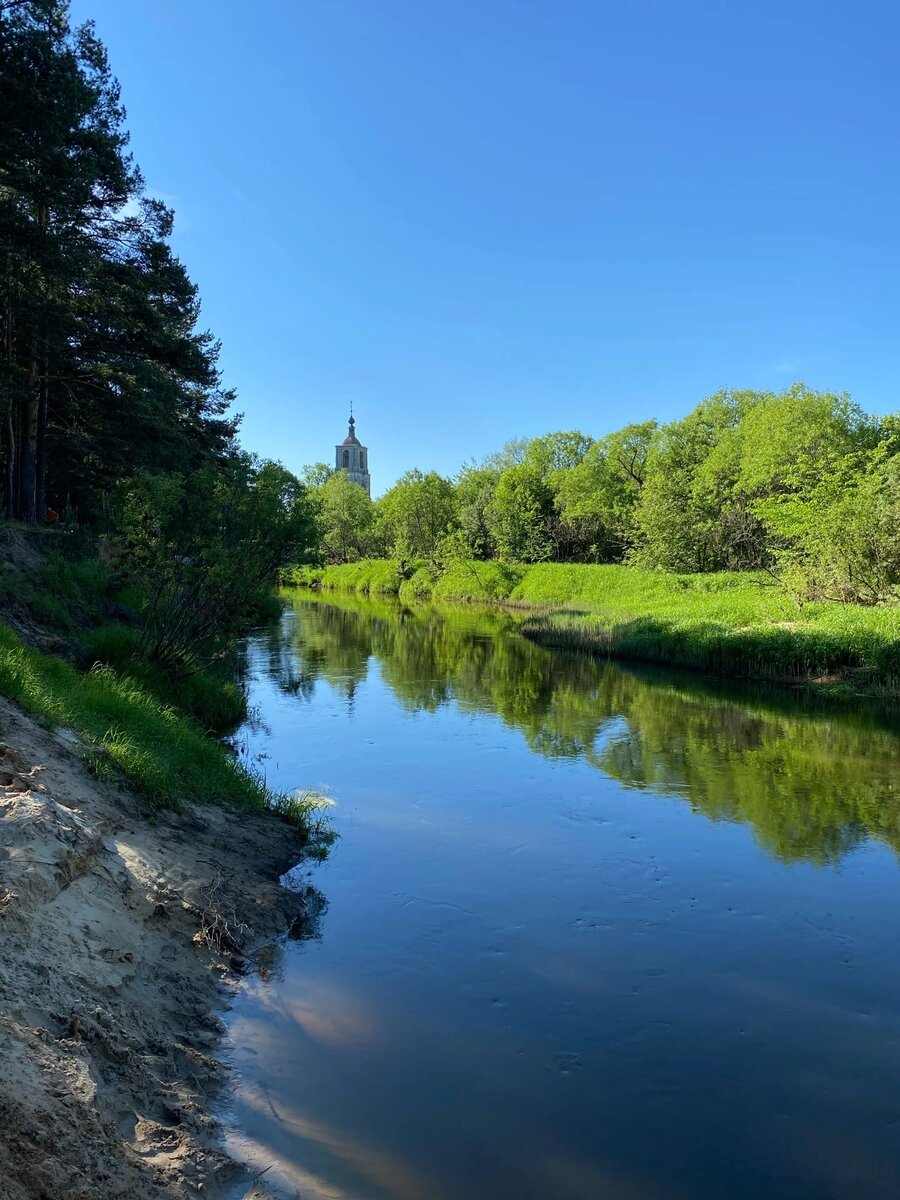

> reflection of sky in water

[{"left": 222, "top": 597, "right": 900, "bottom": 1200}]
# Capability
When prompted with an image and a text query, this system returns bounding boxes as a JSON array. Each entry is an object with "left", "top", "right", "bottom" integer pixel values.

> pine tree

[{"left": 0, "top": 0, "right": 236, "bottom": 523}]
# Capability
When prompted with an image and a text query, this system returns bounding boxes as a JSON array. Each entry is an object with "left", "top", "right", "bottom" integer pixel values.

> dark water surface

[{"left": 224, "top": 591, "right": 900, "bottom": 1200}]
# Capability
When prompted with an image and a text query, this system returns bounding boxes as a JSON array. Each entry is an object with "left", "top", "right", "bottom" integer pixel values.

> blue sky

[{"left": 71, "top": 0, "right": 899, "bottom": 494}]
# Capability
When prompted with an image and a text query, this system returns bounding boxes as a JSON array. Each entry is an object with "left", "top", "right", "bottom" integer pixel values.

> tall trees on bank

[
  {"left": 0, "top": 0, "right": 235, "bottom": 523},
  {"left": 1, "top": 2, "right": 316, "bottom": 672}
]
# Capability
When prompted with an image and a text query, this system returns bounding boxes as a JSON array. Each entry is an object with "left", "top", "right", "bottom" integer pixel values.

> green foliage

[
  {"left": 78, "top": 621, "right": 246, "bottom": 731},
  {"left": 311, "top": 470, "right": 376, "bottom": 563},
  {"left": 376, "top": 469, "right": 458, "bottom": 559},
  {"left": 556, "top": 421, "right": 657, "bottom": 560},
  {"left": 487, "top": 464, "right": 554, "bottom": 562},
  {"left": 112, "top": 458, "right": 316, "bottom": 677},
  {"left": 521, "top": 430, "right": 593, "bottom": 475},
  {"left": 0, "top": 538, "right": 129, "bottom": 635},
  {"left": 432, "top": 559, "right": 528, "bottom": 602},
  {"left": 0, "top": 1, "right": 238, "bottom": 525},
  {"left": 398, "top": 564, "right": 437, "bottom": 603},
  {"left": 455, "top": 462, "right": 500, "bottom": 559},
  {"left": 517, "top": 565, "right": 900, "bottom": 688},
  {"left": 630, "top": 390, "right": 751, "bottom": 571},
  {"left": 312, "top": 386, "right": 899, "bottom": 609},
  {"left": 290, "top": 558, "right": 412, "bottom": 595},
  {"left": 757, "top": 449, "right": 900, "bottom": 604},
  {"left": 78, "top": 620, "right": 141, "bottom": 669},
  {"left": 0, "top": 4, "right": 332, "bottom": 846},
  {"left": 301, "top": 463, "right": 334, "bottom": 488}
]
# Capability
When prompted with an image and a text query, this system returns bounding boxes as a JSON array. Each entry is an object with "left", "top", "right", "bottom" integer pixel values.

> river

[{"left": 222, "top": 590, "right": 900, "bottom": 1200}]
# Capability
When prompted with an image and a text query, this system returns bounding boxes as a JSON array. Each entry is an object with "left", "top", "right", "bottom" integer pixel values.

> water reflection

[{"left": 263, "top": 591, "right": 900, "bottom": 867}]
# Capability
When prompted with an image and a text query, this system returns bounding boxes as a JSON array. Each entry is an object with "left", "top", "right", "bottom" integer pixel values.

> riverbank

[
  {"left": 0, "top": 691, "right": 320, "bottom": 1200},
  {"left": 291, "top": 559, "right": 900, "bottom": 695},
  {"left": 0, "top": 532, "right": 330, "bottom": 1198}
]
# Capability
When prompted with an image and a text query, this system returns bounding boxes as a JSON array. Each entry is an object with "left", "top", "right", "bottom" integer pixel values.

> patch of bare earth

[{"left": 0, "top": 696, "right": 313, "bottom": 1200}]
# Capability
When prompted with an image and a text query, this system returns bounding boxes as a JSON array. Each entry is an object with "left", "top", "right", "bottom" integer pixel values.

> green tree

[
  {"left": 301, "top": 462, "right": 333, "bottom": 487},
  {"left": 631, "top": 390, "right": 754, "bottom": 571},
  {"left": 757, "top": 446, "right": 900, "bottom": 604},
  {"left": 0, "top": 1, "right": 236, "bottom": 524},
  {"left": 316, "top": 470, "right": 375, "bottom": 564},
  {"left": 0, "top": 1, "right": 137, "bottom": 520},
  {"left": 556, "top": 421, "right": 657, "bottom": 560},
  {"left": 691, "top": 385, "right": 879, "bottom": 571},
  {"left": 522, "top": 430, "right": 593, "bottom": 476},
  {"left": 376, "top": 469, "right": 458, "bottom": 559},
  {"left": 455, "top": 461, "right": 500, "bottom": 559},
  {"left": 487, "top": 464, "right": 554, "bottom": 562}
]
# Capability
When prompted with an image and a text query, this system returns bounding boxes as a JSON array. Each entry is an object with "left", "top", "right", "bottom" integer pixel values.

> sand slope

[{"left": 0, "top": 696, "right": 312, "bottom": 1199}]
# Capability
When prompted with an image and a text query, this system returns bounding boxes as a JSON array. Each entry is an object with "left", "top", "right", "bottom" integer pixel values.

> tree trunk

[
  {"left": 19, "top": 358, "right": 38, "bottom": 525},
  {"left": 5, "top": 402, "right": 16, "bottom": 521},
  {"left": 23, "top": 204, "right": 49, "bottom": 527},
  {"left": 35, "top": 349, "right": 48, "bottom": 521}
]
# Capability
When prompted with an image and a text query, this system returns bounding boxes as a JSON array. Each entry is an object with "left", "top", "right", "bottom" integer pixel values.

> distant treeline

[{"left": 305, "top": 385, "right": 900, "bottom": 605}]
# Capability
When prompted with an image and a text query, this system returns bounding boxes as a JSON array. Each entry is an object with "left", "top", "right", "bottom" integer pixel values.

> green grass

[
  {"left": 293, "top": 558, "right": 900, "bottom": 693},
  {"left": 433, "top": 559, "right": 528, "bottom": 602},
  {"left": 510, "top": 565, "right": 900, "bottom": 689},
  {"left": 290, "top": 557, "right": 529, "bottom": 602},
  {"left": 289, "top": 559, "right": 413, "bottom": 595},
  {"left": 0, "top": 620, "right": 333, "bottom": 847},
  {"left": 396, "top": 564, "right": 435, "bottom": 603},
  {"left": 78, "top": 622, "right": 247, "bottom": 732}
]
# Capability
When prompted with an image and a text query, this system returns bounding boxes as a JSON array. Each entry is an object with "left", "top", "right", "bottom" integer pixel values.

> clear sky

[{"left": 70, "top": 0, "right": 900, "bottom": 495}]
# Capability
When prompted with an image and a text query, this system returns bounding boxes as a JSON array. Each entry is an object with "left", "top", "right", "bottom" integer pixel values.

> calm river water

[{"left": 224, "top": 591, "right": 900, "bottom": 1200}]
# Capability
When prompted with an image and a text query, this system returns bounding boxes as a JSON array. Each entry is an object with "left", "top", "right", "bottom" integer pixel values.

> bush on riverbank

[{"left": 290, "top": 558, "right": 900, "bottom": 693}]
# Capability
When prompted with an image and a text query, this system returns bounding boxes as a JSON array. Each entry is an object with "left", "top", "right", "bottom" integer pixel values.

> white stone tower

[{"left": 335, "top": 409, "right": 371, "bottom": 495}]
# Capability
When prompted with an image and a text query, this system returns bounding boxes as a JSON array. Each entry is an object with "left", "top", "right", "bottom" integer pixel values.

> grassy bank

[
  {"left": 0, "top": 532, "right": 335, "bottom": 841},
  {"left": 290, "top": 559, "right": 900, "bottom": 694},
  {"left": 0, "top": 620, "right": 331, "bottom": 843},
  {"left": 0, "top": 532, "right": 249, "bottom": 733}
]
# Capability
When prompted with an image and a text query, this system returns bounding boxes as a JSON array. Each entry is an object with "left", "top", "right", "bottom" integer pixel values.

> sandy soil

[{"left": 0, "top": 695, "right": 315, "bottom": 1200}]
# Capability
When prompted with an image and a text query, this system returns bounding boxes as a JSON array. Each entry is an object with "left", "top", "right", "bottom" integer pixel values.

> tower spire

[{"left": 335, "top": 404, "right": 370, "bottom": 495}]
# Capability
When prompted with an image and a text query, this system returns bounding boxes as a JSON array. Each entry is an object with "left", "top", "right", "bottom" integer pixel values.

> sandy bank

[{"left": 0, "top": 695, "right": 315, "bottom": 1200}]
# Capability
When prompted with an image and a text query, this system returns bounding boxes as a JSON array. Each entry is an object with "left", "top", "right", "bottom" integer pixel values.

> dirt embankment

[{"left": 0, "top": 695, "right": 315, "bottom": 1200}]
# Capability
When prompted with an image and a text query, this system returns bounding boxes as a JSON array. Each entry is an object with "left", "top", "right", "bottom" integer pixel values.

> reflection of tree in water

[
  {"left": 260, "top": 603, "right": 370, "bottom": 702},
  {"left": 262, "top": 591, "right": 900, "bottom": 868}
]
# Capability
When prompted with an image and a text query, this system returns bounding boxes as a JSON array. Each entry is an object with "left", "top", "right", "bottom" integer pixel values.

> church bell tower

[{"left": 335, "top": 409, "right": 371, "bottom": 495}]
